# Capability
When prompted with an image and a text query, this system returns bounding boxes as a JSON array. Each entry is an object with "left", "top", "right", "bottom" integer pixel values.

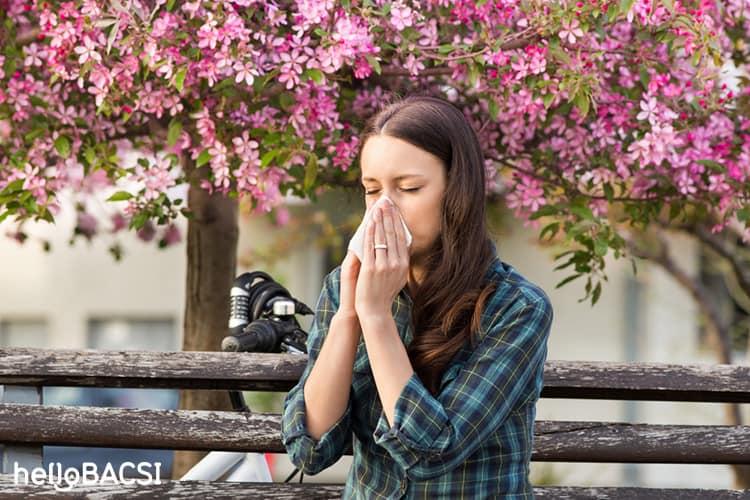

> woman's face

[{"left": 360, "top": 134, "right": 447, "bottom": 262}]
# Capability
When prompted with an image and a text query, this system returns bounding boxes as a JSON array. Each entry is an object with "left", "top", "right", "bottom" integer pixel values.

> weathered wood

[
  {"left": 0, "top": 477, "right": 745, "bottom": 499},
  {"left": 0, "top": 386, "right": 43, "bottom": 474},
  {"left": 0, "top": 404, "right": 748, "bottom": 464},
  {"left": 1, "top": 349, "right": 749, "bottom": 402},
  {"left": 533, "top": 420, "right": 750, "bottom": 463},
  {"left": 0, "top": 348, "right": 302, "bottom": 392},
  {"left": 541, "top": 360, "right": 750, "bottom": 403}
]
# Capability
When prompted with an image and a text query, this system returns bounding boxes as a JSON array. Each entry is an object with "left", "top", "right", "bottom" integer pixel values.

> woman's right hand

[{"left": 338, "top": 250, "right": 361, "bottom": 318}]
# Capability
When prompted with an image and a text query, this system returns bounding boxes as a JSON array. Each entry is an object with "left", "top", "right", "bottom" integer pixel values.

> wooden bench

[{"left": 0, "top": 347, "right": 748, "bottom": 498}]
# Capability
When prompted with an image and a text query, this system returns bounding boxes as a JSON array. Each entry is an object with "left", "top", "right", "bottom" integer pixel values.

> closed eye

[{"left": 364, "top": 188, "right": 421, "bottom": 195}]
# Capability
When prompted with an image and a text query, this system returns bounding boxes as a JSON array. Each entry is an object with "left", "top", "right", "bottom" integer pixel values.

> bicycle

[{"left": 180, "top": 271, "right": 312, "bottom": 484}]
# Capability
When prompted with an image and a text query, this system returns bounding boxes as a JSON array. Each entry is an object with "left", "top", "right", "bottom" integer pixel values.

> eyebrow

[{"left": 361, "top": 174, "right": 426, "bottom": 182}]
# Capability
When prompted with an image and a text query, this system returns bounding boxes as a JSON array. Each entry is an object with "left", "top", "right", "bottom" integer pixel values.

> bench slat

[
  {"left": 1, "top": 349, "right": 749, "bottom": 402},
  {"left": 0, "top": 477, "right": 745, "bottom": 499},
  {"left": 0, "top": 404, "right": 747, "bottom": 464}
]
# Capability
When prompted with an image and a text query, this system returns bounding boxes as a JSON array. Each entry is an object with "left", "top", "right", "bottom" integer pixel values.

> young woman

[{"left": 281, "top": 95, "right": 553, "bottom": 499}]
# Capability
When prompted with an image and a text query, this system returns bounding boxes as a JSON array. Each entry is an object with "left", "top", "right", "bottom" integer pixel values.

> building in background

[{"left": 0, "top": 189, "right": 747, "bottom": 486}]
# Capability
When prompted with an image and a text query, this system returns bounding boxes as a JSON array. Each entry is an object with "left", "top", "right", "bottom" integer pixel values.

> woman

[{"left": 281, "top": 95, "right": 553, "bottom": 499}]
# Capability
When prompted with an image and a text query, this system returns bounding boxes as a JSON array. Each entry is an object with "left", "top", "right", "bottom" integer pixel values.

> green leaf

[
  {"left": 54, "top": 135, "right": 71, "bottom": 158},
  {"left": 488, "top": 99, "right": 499, "bottom": 120},
  {"left": 130, "top": 211, "right": 149, "bottom": 230},
  {"left": 304, "top": 154, "right": 318, "bottom": 192},
  {"left": 620, "top": 0, "right": 636, "bottom": 16},
  {"left": 529, "top": 205, "right": 558, "bottom": 220},
  {"left": 174, "top": 67, "right": 187, "bottom": 92},
  {"left": 366, "top": 54, "right": 381, "bottom": 75},
  {"left": 260, "top": 149, "right": 279, "bottom": 168},
  {"left": 467, "top": 63, "right": 480, "bottom": 88},
  {"left": 591, "top": 282, "right": 602, "bottom": 305},
  {"left": 25, "top": 127, "right": 47, "bottom": 142},
  {"left": 29, "top": 95, "right": 48, "bottom": 108},
  {"left": 573, "top": 92, "right": 590, "bottom": 118},
  {"left": 304, "top": 68, "right": 325, "bottom": 85},
  {"left": 639, "top": 67, "right": 650, "bottom": 89},
  {"left": 543, "top": 93, "right": 555, "bottom": 109},
  {"left": 84, "top": 146, "right": 97, "bottom": 166},
  {"left": 691, "top": 48, "right": 702, "bottom": 66},
  {"left": 570, "top": 205, "right": 594, "bottom": 220},
  {"left": 594, "top": 238, "right": 609, "bottom": 257},
  {"left": 166, "top": 0, "right": 176, "bottom": 11},
  {"left": 167, "top": 119, "right": 182, "bottom": 147},
  {"left": 555, "top": 273, "right": 583, "bottom": 289},
  {"left": 696, "top": 159, "right": 724, "bottom": 172},
  {"left": 278, "top": 92, "right": 295, "bottom": 110},
  {"left": 662, "top": 0, "right": 674, "bottom": 15},
  {"left": 107, "top": 191, "right": 133, "bottom": 202},
  {"left": 540, "top": 222, "right": 559, "bottom": 241},
  {"left": 106, "top": 20, "right": 120, "bottom": 55},
  {"left": 196, "top": 149, "right": 211, "bottom": 167}
]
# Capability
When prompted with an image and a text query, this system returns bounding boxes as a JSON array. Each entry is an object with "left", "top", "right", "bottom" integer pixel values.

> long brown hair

[{"left": 356, "top": 94, "right": 498, "bottom": 396}]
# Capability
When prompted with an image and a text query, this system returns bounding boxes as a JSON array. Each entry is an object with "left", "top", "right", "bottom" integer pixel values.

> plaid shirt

[{"left": 281, "top": 244, "right": 553, "bottom": 499}]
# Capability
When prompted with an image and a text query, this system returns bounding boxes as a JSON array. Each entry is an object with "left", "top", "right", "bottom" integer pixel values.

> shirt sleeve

[
  {"left": 371, "top": 292, "right": 553, "bottom": 481},
  {"left": 280, "top": 267, "right": 354, "bottom": 475}
]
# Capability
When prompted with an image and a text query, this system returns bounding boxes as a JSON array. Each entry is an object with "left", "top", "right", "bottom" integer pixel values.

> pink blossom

[
  {"left": 137, "top": 220, "right": 156, "bottom": 242},
  {"left": 160, "top": 224, "right": 182, "bottom": 246},
  {"left": 404, "top": 54, "right": 425, "bottom": 76},
  {"left": 234, "top": 60, "right": 258, "bottom": 86},
  {"left": 559, "top": 19, "right": 584, "bottom": 44},
  {"left": 506, "top": 174, "right": 546, "bottom": 214},
  {"left": 278, "top": 49, "right": 309, "bottom": 89},
  {"left": 74, "top": 36, "right": 101, "bottom": 65},
  {"left": 76, "top": 211, "right": 98, "bottom": 240},
  {"left": 636, "top": 97, "right": 658, "bottom": 124},
  {"left": 111, "top": 212, "right": 128, "bottom": 233},
  {"left": 390, "top": 2, "right": 416, "bottom": 31},
  {"left": 129, "top": 157, "right": 176, "bottom": 201}
]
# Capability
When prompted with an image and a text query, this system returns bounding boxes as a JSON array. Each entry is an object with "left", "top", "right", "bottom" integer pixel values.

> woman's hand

[
  {"left": 338, "top": 249, "right": 361, "bottom": 319},
  {"left": 354, "top": 198, "right": 410, "bottom": 322}
]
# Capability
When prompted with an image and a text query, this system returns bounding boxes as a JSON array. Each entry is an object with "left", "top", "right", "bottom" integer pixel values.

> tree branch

[
  {"left": 692, "top": 223, "right": 750, "bottom": 301},
  {"left": 379, "top": 33, "right": 541, "bottom": 77},
  {"left": 624, "top": 229, "right": 734, "bottom": 365}
]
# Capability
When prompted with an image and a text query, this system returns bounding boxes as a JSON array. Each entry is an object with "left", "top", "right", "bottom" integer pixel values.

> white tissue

[{"left": 347, "top": 196, "right": 413, "bottom": 262}]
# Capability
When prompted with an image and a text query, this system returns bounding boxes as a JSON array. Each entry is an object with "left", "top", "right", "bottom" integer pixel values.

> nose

[{"left": 374, "top": 193, "right": 398, "bottom": 212}]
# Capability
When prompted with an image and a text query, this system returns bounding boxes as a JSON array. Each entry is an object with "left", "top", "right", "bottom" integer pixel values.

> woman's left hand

[{"left": 354, "top": 199, "right": 410, "bottom": 321}]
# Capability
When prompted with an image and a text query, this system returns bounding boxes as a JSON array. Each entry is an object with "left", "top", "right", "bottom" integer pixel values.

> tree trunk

[{"left": 171, "top": 168, "right": 239, "bottom": 478}]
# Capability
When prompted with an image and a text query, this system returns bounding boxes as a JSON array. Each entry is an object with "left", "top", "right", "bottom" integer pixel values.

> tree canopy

[{"left": 1, "top": 0, "right": 749, "bottom": 302}]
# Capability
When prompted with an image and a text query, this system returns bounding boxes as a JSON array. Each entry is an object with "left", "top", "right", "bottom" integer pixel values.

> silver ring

[{"left": 374, "top": 243, "right": 388, "bottom": 250}]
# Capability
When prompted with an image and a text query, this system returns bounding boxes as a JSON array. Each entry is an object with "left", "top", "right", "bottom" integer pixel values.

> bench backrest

[{"left": 0, "top": 348, "right": 748, "bottom": 497}]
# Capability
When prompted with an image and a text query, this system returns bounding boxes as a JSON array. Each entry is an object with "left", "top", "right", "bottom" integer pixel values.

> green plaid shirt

[{"left": 281, "top": 244, "right": 553, "bottom": 499}]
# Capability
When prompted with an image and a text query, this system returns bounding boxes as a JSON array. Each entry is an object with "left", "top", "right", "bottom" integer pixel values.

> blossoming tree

[{"left": 2, "top": 0, "right": 749, "bottom": 478}]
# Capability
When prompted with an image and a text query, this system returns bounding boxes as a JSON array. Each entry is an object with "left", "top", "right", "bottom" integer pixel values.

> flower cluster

[{"left": 0, "top": 0, "right": 747, "bottom": 265}]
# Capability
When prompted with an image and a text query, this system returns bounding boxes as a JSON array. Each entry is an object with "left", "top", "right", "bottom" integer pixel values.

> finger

[
  {"left": 364, "top": 208, "right": 374, "bottom": 268},
  {"left": 391, "top": 205, "right": 407, "bottom": 261},
  {"left": 381, "top": 203, "right": 400, "bottom": 263},
  {"left": 374, "top": 207, "right": 387, "bottom": 266}
]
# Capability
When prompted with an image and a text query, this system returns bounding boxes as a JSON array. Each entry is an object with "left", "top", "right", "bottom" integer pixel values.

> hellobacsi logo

[{"left": 13, "top": 461, "right": 162, "bottom": 491}]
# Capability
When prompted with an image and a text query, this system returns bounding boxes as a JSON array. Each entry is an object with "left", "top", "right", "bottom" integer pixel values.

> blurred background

[{"left": 0, "top": 184, "right": 748, "bottom": 487}]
